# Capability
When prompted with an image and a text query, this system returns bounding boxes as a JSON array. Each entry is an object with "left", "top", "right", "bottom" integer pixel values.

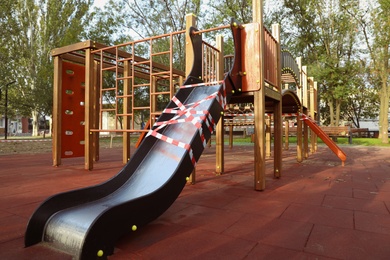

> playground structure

[
  {"left": 25, "top": 2, "right": 347, "bottom": 259},
  {"left": 49, "top": 14, "right": 344, "bottom": 173}
]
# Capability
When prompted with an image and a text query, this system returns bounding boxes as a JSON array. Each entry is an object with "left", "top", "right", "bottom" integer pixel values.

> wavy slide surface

[
  {"left": 25, "top": 21, "right": 241, "bottom": 259},
  {"left": 25, "top": 82, "right": 229, "bottom": 259}
]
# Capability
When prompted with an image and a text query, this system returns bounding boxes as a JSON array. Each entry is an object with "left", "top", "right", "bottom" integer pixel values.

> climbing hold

[
  {"left": 97, "top": 250, "right": 104, "bottom": 257},
  {"left": 132, "top": 225, "right": 137, "bottom": 231}
]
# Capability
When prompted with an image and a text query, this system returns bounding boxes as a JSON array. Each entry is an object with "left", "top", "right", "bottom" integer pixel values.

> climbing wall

[{"left": 61, "top": 62, "right": 85, "bottom": 158}]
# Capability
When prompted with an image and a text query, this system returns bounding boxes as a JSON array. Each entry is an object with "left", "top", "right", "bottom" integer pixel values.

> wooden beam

[
  {"left": 52, "top": 56, "right": 62, "bottom": 166},
  {"left": 309, "top": 77, "right": 316, "bottom": 154},
  {"left": 51, "top": 40, "right": 96, "bottom": 57},
  {"left": 272, "top": 23, "right": 282, "bottom": 178},
  {"left": 215, "top": 35, "right": 224, "bottom": 175},
  {"left": 123, "top": 60, "right": 131, "bottom": 164},
  {"left": 253, "top": 0, "right": 266, "bottom": 191},
  {"left": 84, "top": 48, "right": 94, "bottom": 170},
  {"left": 93, "top": 61, "right": 100, "bottom": 162},
  {"left": 186, "top": 13, "right": 197, "bottom": 184},
  {"left": 265, "top": 87, "right": 281, "bottom": 101}
]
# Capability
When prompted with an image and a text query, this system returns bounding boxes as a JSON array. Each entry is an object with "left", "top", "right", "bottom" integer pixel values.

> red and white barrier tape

[{"left": 146, "top": 82, "right": 226, "bottom": 166}]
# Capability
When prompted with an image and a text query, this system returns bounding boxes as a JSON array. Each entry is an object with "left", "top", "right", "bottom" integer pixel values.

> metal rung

[
  {"left": 150, "top": 112, "right": 162, "bottom": 116},
  {"left": 116, "top": 113, "right": 133, "bottom": 117},
  {"left": 133, "top": 83, "right": 150, "bottom": 88},
  {"left": 116, "top": 94, "right": 133, "bottom": 98},
  {"left": 117, "top": 57, "right": 134, "bottom": 62},
  {"left": 102, "top": 66, "right": 117, "bottom": 71},
  {"left": 151, "top": 71, "right": 170, "bottom": 76},
  {"left": 150, "top": 91, "right": 170, "bottom": 95},
  {"left": 117, "top": 76, "right": 133, "bottom": 80},
  {"left": 133, "top": 60, "right": 150, "bottom": 65},
  {"left": 133, "top": 106, "right": 150, "bottom": 110},
  {"left": 152, "top": 51, "right": 170, "bottom": 56}
]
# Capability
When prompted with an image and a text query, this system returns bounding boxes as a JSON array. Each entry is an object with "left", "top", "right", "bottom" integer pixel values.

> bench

[
  {"left": 350, "top": 128, "right": 372, "bottom": 137},
  {"left": 281, "top": 126, "right": 352, "bottom": 144},
  {"left": 320, "top": 126, "right": 352, "bottom": 144}
]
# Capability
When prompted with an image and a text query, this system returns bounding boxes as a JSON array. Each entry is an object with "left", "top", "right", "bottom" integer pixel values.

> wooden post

[
  {"left": 303, "top": 107, "right": 309, "bottom": 159},
  {"left": 302, "top": 66, "right": 308, "bottom": 108},
  {"left": 284, "top": 119, "right": 289, "bottom": 150},
  {"left": 84, "top": 48, "right": 94, "bottom": 170},
  {"left": 296, "top": 57, "right": 302, "bottom": 102},
  {"left": 297, "top": 111, "right": 303, "bottom": 163},
  {"left": 186, "top": 13, "right": 196, "bottom": 184},
  {"left": 296, "top": 57, "right": 303, "bottom": 163},
  {"left": 265, "top": 116, "right": 271, "bottom": 158},
  {"left": 229, "top": 125, "right": 233, "bottom": 149},
  {"left": 92, "top": 61, "right": 100, "bottom": 162},
  {"left": 151, "top": 76, "right": 157, "bottom": 125},
  {"left": 123, "top": 60, "right": 131, "bottom": 163},
  {"left": 302, "top": 66, "right": 309, "bottom": 159},
  {"left": 253, "top": 0, "right": 266, "bottom": 190},
  {"left": 52, "top": 56, "right": 62, "bottom": 166},
  {"left": 215, "top": 35, "right": 224, "bottom": 175},
  {"left": 309, "top": 77, "right": 316, "bottom": 154},
  {"left": 272, "top": 23, "right": 282, "bottom": 178},
  {"left": 185, "top": 14, "right": 196, "bottom": 77},
  {"left": 314, "top": 81, "right": 318, "bottom": 152}
]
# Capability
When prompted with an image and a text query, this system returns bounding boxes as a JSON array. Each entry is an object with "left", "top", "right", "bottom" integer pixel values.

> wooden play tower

[{"left": 51, "top": 0, "right": 319, "bottom": 190}]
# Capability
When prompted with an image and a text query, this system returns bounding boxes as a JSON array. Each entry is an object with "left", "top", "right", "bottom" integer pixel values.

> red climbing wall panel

[{"left": 61, "top": 62, "right": 85, "bottom": 158}]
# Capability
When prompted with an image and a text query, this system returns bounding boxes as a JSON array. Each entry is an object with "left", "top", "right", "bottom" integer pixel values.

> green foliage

[
  {"left": 266, "top": 0, "right": 381, "bottom": 127},
  {"left": 1, "top": 0, "right": 93, "bottom": 129}
]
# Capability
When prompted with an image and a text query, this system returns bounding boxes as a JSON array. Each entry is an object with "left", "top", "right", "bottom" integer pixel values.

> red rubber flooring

[{"left": 1, "top": 143, "right": 390, "bottom": 259}]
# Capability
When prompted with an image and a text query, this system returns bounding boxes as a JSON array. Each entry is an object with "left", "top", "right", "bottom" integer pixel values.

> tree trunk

[
  {"left": 49, "top": 116, "right": 53, "bottom": 136},
  {"left": 31, "top": 110, "right": 39, "bottom": 137},
  {"left": 379, "top": 45, "right": 389, "bottom": 143},
  {"left": 335, "top": 99, "right": 341, "bottom": 126},
  {"left": 328, "top": 99, "right": 335, "bottom": 126},
  {"left": 380, "top": 78, "right": 389, "bottom": 144}
]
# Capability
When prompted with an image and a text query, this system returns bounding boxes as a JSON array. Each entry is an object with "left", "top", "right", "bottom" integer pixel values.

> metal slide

[
  {"left": 301, "top": 115, "right": 347, "bottom": 165},
  {"left": 25, "top": 21, "right": 242, "bottom": 259}
]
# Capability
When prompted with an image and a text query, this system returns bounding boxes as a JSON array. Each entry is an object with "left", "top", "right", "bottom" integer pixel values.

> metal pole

[{"left": 2, "top": 81, "right": 15, "bottom": 140}]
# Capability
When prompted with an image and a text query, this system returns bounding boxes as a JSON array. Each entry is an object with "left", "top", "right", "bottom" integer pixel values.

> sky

[{"left": 93, "top": 0, "right": 107, "bottom": 8}]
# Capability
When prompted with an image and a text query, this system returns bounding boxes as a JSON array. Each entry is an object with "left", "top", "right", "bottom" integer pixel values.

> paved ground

[{"left": 1, "top": 142, "right": 390, "bottom": 259}]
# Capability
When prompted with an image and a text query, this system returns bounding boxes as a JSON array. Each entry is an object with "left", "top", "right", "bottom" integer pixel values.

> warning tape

[{"left": 146, "top": 81, "right": 226, "bottom": 166}]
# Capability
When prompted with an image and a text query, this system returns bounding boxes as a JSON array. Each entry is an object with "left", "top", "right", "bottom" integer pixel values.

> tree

[
  {"left": 343, "top": 0, "right": 390, "bottom": 143},
  {"left": 343, "top": 61, "right": 379, "bottom": 128},
  {"left": 3, "top": 0, "right": 93, "bottom": 136},
  {"left": 267, "top": 0, "right": 361, "bottom": 127}
]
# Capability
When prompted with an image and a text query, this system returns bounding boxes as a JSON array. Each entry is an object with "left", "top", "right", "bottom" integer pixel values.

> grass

[
  {"left": 223, "top": 135, "right": 390, "bottom": 147},
  {"left": 282, "top": 136, "right": 390, "bottom": 147}
]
